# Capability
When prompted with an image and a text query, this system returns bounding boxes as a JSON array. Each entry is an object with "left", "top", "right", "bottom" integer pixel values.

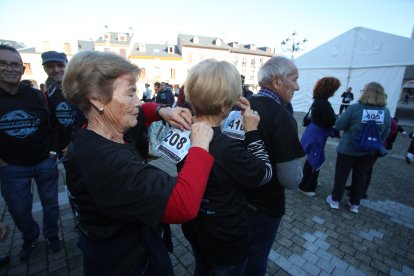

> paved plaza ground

[{"left": 0, "top": 111, "right": 413, "bottom": 276}]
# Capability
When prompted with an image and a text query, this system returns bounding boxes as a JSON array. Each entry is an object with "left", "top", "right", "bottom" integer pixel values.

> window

[
  {"left": 64, "top": 43, "right": 72, "bottom": 55},
  {"left": 23, "top": 63, "right": 32, "bottom": 74},
  {"left": 250, "top": 70, "right": 255, "bottom": 80},
  {"left": 242, "top": 58, "right": 247, "bottom": 67},
  {"left": 118, "top": 35, "right": 126, "bottom": 42},
  {"left": 140, "top": 68, "right": 146, "bottom": 78},
  {"left": 232, "top": 57, "right": 238, "bottom": 66},
  {"left": 168, "top": 46, "right": 174, "bottom": 54},
  {"left": 242, "top": 69, "right": 246, "bottom": 76},
  {"left": 170, "top": 69, "right": 176, "bottom": 79},
  {"left": 155, "top": 67, "right": 160, "bottom": 79},
  {"left": 120, "top": 48, "right": 126, "bottom": 57},
  {"left": 138, "top": 43, "right": 146, "bottom": 52},
  {"left": 215, "top": 39, "right": 221, "bottom": 46},
  {"left": 192, "top": 36, "right": 199, "bottom": 44},
  {"left": 251, "top": 59, "right": 256, "bottom": 68},
  {"left": 104, "top": 48, "right": 110, "bottom": 52},
  {"left": 103, "top": 33, "right": 110, "bottom": 40},
  {"left": 187, "top": 52, "right": 193, "bottom": 64}
]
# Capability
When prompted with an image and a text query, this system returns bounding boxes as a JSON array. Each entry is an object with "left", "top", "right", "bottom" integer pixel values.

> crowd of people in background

[{"left": 0, "top": 43, "right": 413, "bottom": 275}]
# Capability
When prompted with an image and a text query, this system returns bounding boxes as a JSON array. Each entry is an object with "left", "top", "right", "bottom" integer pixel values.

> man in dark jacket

[
  {"left": 241, "top": 74, "right": 253, "bottom": 97},
  {"left": 339, "top": 87, "right": 354, "bottom": 114},
  {"left": 155, "top": 82, "right": 175, "bottom": 107},
  {"left": 245, "top": 56, "right": 305, "bottom": 275},
  {"left": 0, "top": 45, "right": 61, "bottom": 260},
  {"left": 41, "top": 51, "right": 87, "bottom": 167}
]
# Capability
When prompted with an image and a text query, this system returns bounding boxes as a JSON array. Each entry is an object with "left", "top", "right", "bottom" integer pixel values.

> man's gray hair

[{"left": 257, "top": 56, "right": 294, "bottom": 87}]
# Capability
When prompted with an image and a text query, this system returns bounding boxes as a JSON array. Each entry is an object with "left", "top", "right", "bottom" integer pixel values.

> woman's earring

[{"left": 99, "top": 107, "right": 104, "bottom": 114}]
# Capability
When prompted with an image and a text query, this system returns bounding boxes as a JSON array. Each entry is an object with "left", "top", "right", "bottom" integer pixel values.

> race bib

[
  {"left": 158, "top": 126, "right": 191, "bottom": 163},
  {"left": 222, "top": 111, "right": 245, "bottom": 140},
  {"left": 361, "top": 109, "right": 385, "bottom": 124}
]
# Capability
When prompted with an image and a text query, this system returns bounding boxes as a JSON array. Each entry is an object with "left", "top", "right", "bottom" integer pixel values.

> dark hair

[
  {"left": 0, "top": 44, "right": 19, "bottom": 54},
  {"left": 313, "top": 77, "right": 341, "bottom": 100},
  {"left": 20, "top": 79, "right": 33, "bottom": 87},
  {"left": 154, "top": 82, "right": 160, "bottom": 88}
]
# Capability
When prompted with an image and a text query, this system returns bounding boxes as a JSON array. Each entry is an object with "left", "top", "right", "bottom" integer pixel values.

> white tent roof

[{"left": 293, "top": 27, "right": 414, "bottom": 116}]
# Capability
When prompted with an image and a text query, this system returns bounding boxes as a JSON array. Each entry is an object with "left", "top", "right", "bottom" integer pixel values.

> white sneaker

[
  {"left": 406, "top": 153, "right": 414, "bottom": 164},
  {"left": 348, "top": 202, "right": 359, "bottom": 213},
  {"left": 298, "top": 188, "right": 316, "bottom": 197},
  {"left": 326, "top": 195, "right": 339, "bottom": 209}
]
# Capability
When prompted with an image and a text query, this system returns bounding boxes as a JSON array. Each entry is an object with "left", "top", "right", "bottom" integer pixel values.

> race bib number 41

[
  {"left": 222, "top": 111, "right": 245, "bottom": 140},
  {"left": 158, "top": 127, "right": 191, "bottom": 163}
]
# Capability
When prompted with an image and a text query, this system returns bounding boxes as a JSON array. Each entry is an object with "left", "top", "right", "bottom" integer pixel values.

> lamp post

[{"left": 280, "top": 31, "right": 308, "bottom": 59}]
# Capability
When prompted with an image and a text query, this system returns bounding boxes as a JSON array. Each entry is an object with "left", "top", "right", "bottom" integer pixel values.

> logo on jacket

[
  {"left": 56, "top": 102, "right": 76, "bottom": 126},
  {"left": 0, "top": 110, "right": 40, "bottom": 138}
]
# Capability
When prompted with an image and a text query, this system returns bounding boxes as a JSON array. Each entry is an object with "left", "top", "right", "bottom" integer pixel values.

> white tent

[{"left": 292, "top": 27, "right": 414, "bottom": 116}]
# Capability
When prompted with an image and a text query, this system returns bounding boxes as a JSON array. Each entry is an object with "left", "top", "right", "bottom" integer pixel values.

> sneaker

[
  {"left": 326, "top": 195, "right": 339, "bottom": 209},
  {"left": 47, "top": 236, "right": 62, "bottom": 252},
  {"left": 348, "top": 202, "right": 359, "bottom": 213},
  {"left": 297, "top": 188, "right": 316, "bottom": 197},
  {"left": 20, "top": 240, "right": 36, "bottom": 261}
]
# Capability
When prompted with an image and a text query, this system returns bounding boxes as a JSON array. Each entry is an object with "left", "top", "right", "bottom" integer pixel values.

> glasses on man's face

[{"left": 0, "top": 60, "right": 23, "bottom": 70}]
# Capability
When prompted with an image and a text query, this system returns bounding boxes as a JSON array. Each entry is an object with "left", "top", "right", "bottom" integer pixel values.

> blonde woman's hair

[
  {"left": 63, "top": 50, "right": 140, "bottom": 112},
  {"left": 184, "top": 59, "right": 242, "bottom": 116},
  {"left": 359, "top": 82, "right": 387, "bottom": 107}
]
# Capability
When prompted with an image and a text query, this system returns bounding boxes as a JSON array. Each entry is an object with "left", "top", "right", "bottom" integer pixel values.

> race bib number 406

[
  {"left": 222, "top": 111, "right": 245, "bottom": 140},
  {"left": 158, "top": 127, "right": 191, "bottom": 163}
]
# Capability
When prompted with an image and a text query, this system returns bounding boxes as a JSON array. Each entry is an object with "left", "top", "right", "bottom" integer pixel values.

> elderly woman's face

[{"left": 105, "top": 73, "right": 140, "bottom": 132}]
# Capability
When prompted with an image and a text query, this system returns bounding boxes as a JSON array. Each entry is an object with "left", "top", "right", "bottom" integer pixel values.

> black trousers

[
  {"left": 332, "top": 153, "right": 377, "bottom": 205},
  {"left": 339, "top": 104, "right": 350, "bottom": 114},
  {"left": 298, "top": 160, "right": 320, "bottom": 192},
  {"left": 408, "top": 138, "right": 414, "bottom": 154}
]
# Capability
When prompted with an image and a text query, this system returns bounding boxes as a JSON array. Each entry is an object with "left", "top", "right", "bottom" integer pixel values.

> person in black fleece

[
  {"left": 181, "top": 59, "right": 273, "bottom": 275},
  {"left": 0, "top": 45, "right": 61, "bottom": 260}
]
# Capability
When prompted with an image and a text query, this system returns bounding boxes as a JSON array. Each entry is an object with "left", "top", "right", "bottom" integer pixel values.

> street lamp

[{"left": 281, "top": 31, "right": 308, "bottom": 59}]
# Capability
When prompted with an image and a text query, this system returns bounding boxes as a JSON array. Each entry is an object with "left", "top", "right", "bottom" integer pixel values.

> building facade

[{"left": 1, "top": 32, "right": 277, "bottom": 93}]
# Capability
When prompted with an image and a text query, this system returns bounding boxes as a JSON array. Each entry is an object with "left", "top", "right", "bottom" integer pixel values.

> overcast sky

[{"left": 1, "top": 0, "right": 413, "bottom": 56}]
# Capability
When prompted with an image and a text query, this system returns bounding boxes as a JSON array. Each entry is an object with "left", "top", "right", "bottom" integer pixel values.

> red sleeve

[
  {"left": 162, "top": 147, "right": 214, "bottom": 224},
  {"left": 141, "top": 102, "right": 161, "bottom": 128},
  {"left": 177, "top": 87, "right": 185, "bottom": 107}
]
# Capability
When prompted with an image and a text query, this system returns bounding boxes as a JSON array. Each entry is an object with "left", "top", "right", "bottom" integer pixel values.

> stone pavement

[{"left": 1, "top": 112, "right": 413, "bottom": 275}]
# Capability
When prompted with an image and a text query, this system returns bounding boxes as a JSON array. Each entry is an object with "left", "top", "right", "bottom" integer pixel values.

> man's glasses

[{"left": 0, "top": 60, "right": 23, "bottom": 70}]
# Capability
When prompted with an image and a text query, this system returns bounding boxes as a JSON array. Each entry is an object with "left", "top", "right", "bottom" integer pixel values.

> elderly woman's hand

[
  {"left": 158, "top": 107, "right": 192, "bottom": 131},
  {"left": 242, "top": 105, "right": 260, "bottom": 132},
  {"left": 236, "top": 97, "right": 250, "bottom": 113},
  {"left": 189, "top": 122, "right": 213, "bottom": 151}
]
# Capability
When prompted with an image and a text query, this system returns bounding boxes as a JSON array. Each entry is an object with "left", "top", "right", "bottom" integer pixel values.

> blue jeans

[
  {"left": 0, "top": 158, "right": 59, "bottom": 241},
  {"left": 192, "top": 247, "right": 248, "bottom": 276},
  {"left": 246, "top": 208, "right": 282, "bottom": 276}
]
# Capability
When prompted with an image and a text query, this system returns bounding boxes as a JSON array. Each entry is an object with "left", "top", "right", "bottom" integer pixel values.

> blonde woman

[{"left": 181, "top": 59, "right": 272, "bottom": 275}]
